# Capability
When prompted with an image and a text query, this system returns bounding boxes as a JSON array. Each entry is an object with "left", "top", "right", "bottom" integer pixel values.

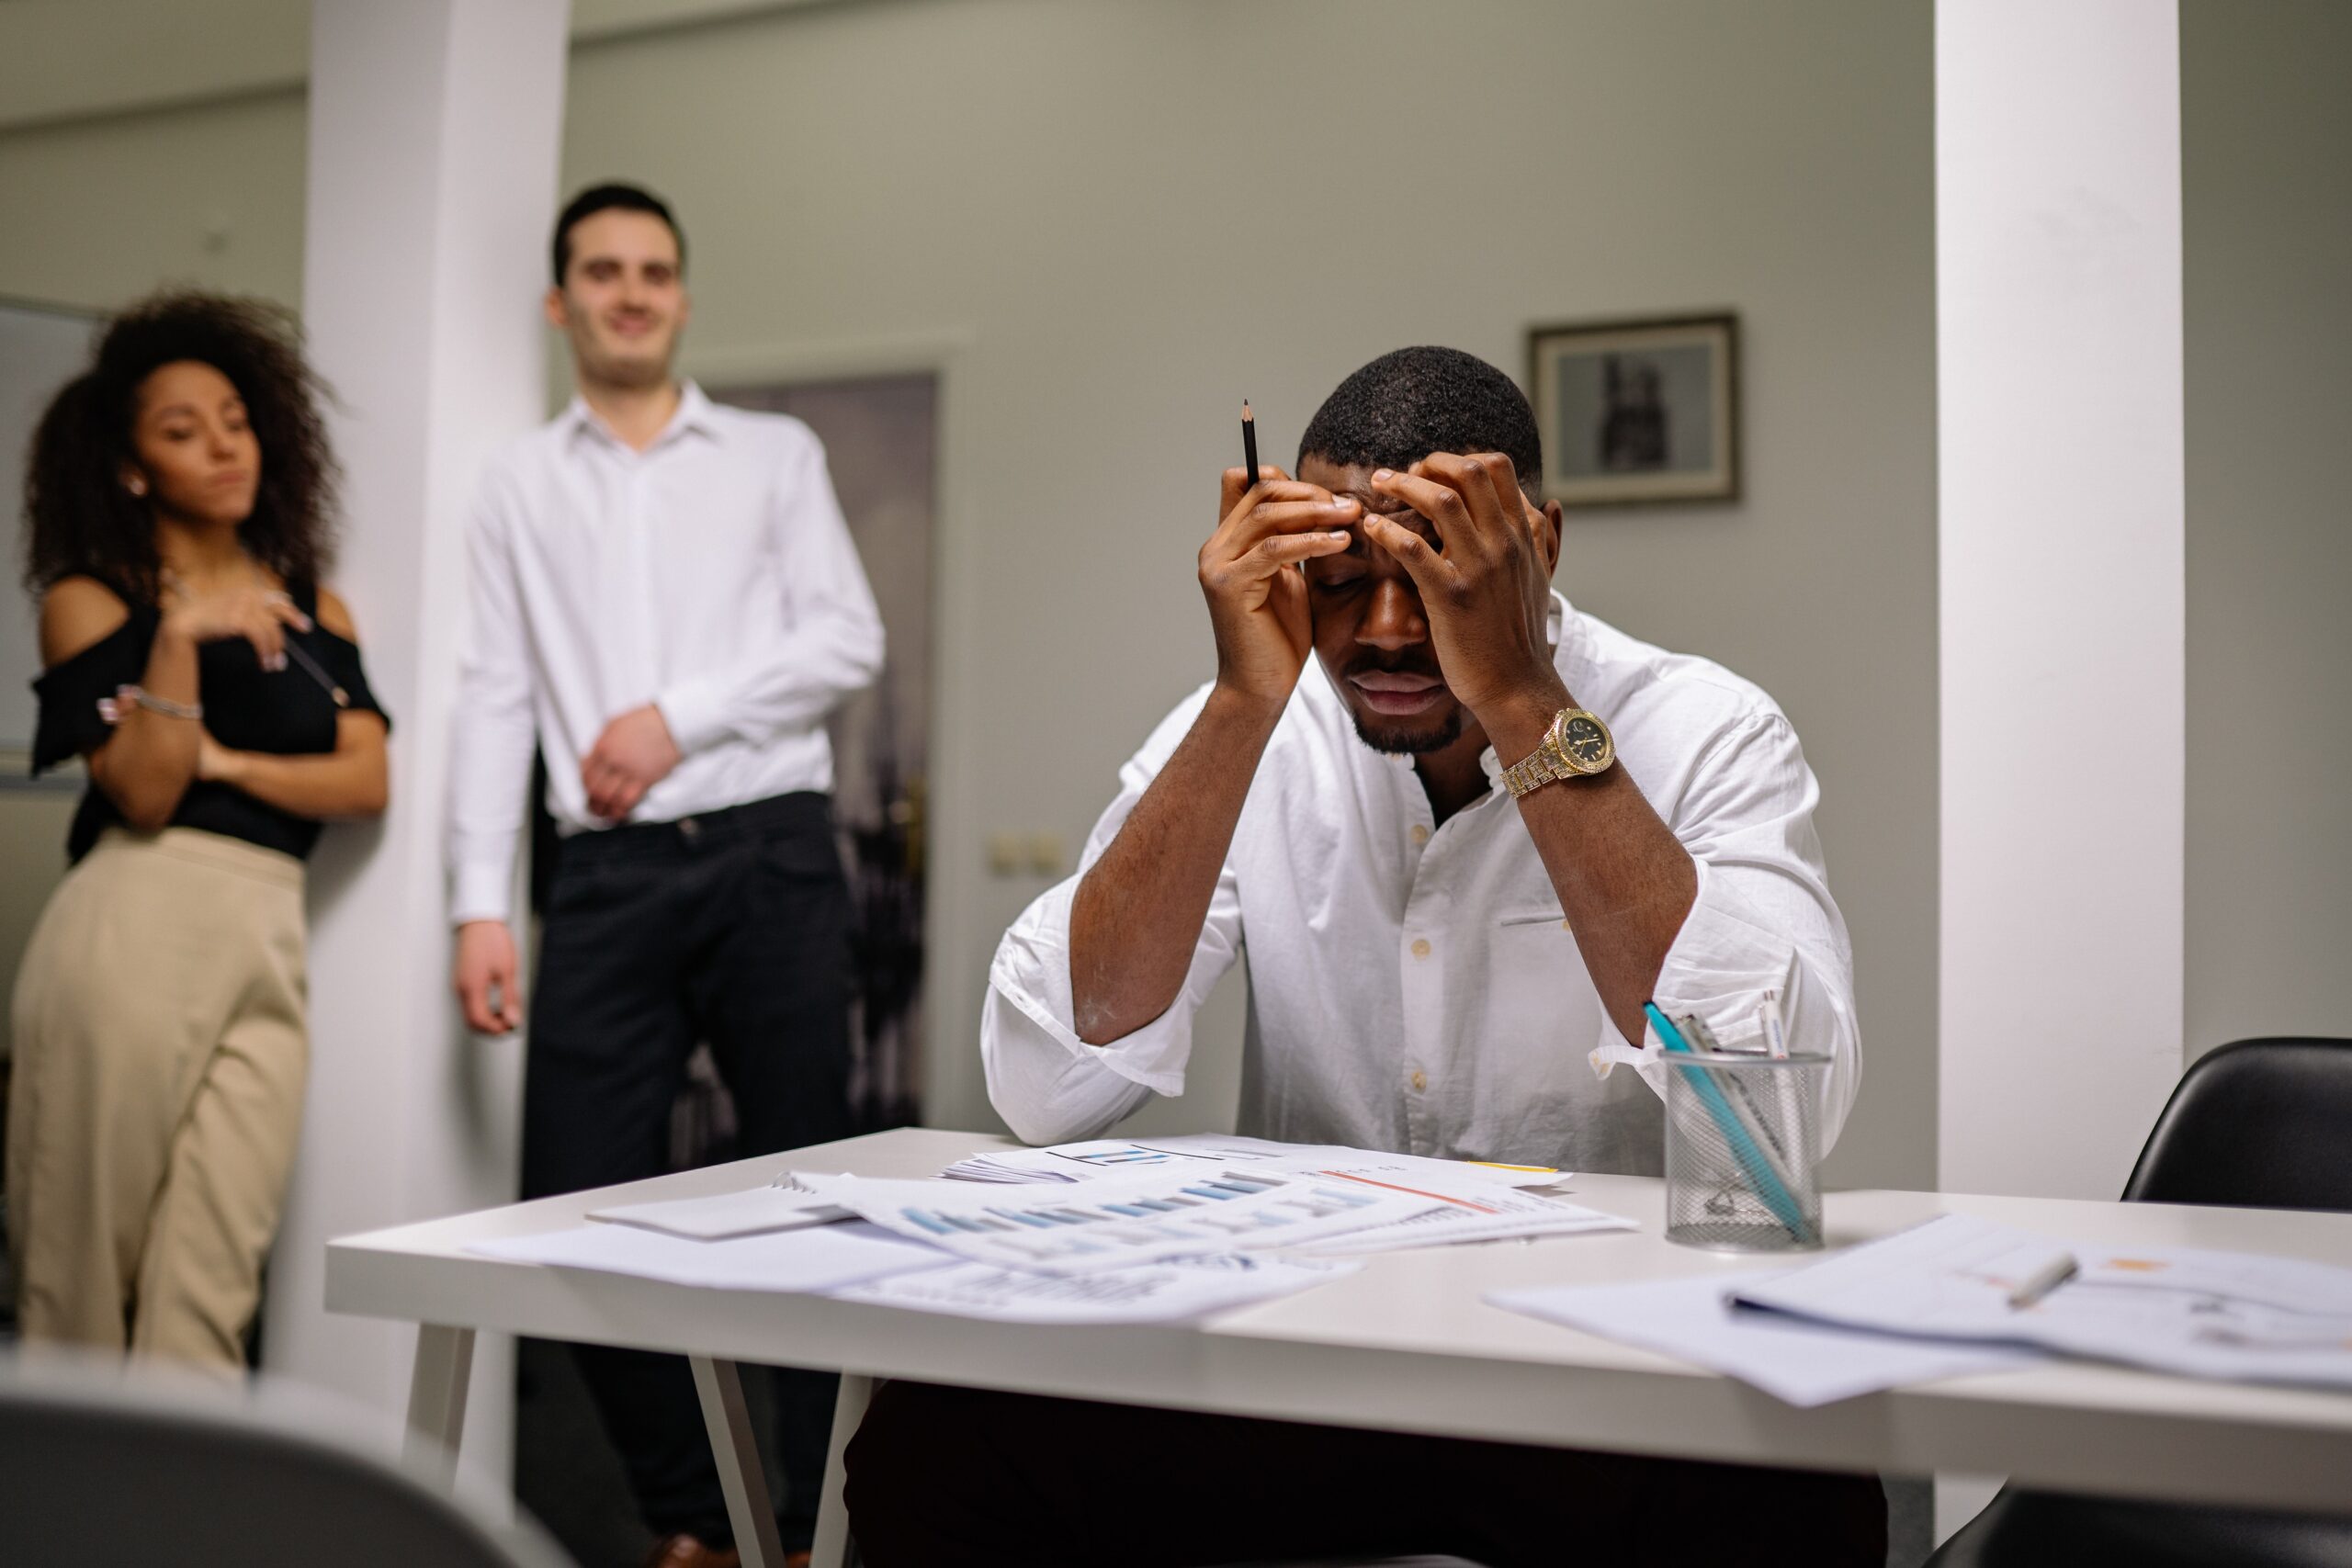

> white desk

[{"left": 328, "top": 1128, "right": 2352, "bottom": 1568}]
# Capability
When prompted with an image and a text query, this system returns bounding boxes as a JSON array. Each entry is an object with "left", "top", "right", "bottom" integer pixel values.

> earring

[{"left": 126, "top": 477, "right": 147, "bottom": 497}]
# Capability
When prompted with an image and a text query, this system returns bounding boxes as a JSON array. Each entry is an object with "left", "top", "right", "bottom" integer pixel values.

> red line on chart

[{"left": 1317, "top": 1170, "right": 1502, "bottom": 1214}]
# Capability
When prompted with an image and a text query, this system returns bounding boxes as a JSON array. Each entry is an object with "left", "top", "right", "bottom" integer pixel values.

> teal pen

[{"left": 1646, "top": 1002, "right": 1816, "bottom": 1245}]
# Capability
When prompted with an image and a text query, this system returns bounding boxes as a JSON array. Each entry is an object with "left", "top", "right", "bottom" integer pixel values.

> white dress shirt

[
  {"left": 982, "top": 593, "right": 1859, "bottom": 1175},
  {"left": 448, "top": 382, "right": 884, "bottom": 924}
]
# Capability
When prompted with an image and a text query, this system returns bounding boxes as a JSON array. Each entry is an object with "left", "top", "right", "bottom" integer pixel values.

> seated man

[{"left": 847, "top": 347, "right": 1879, "bottom": 1567}]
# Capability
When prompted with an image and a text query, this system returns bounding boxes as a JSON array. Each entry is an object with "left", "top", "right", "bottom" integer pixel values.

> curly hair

[
  {"left": 1299, "top": 345, "right": 1544, "bottom": 498},
  {"left": 22, "top": 290, "right": 340, "bottom": 604}
]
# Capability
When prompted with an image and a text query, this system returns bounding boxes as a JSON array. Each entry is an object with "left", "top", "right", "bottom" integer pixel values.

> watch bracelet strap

[{"left": 1502, "top": 720, "right": 1569, "bottom": 799}]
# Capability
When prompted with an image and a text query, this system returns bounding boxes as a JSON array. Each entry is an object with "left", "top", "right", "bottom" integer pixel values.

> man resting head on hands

[
  {"left": 845, "top": 347, "right": 1880, "bottom": 1568},
  {"left": 983, "top": 344, "right": 1859, "bottom": 1171}
]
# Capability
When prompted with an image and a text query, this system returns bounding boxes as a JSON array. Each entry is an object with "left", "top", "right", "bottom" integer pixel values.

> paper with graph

[
  {"left": 829, "top": 1252, "right": 1360, "bottom": 1325},
  {"left": 939, "top": 1132, "right": 1566, "bottom": 1190},
  {"left": 791, "top": 1167, "right": 1439, "bottom": 1275}
]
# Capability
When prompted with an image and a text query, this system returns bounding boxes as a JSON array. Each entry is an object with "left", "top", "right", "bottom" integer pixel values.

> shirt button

[
  {"left": 1410, "top": 938, "right": 1432, "bottom": 959},
  {"left": 1410, "top": 1070, "right": 1428, "bottom": 1093},
  {"left": 1409, "top": 824, "right": 1430, "bottom": 845}
]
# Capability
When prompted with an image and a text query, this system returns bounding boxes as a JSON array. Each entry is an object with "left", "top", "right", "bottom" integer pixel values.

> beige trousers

[{"left": 6, "top": 828, "right": 308, "bottom": 1370}]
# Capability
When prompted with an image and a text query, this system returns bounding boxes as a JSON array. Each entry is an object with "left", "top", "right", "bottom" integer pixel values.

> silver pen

[{"left": 2007, "top": 1252, "right": 2079, "bottom": 1309}]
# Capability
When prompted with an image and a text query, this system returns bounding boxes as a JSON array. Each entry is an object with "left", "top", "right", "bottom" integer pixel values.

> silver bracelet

[{"left": 130, "top": 686, "right": 204, "bottom": 721}]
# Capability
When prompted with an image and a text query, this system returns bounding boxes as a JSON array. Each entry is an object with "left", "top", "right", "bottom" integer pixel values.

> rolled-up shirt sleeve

[
  {"left": 1595, "top": 711, "right": 1861, "bottom": 1152},
  {"left": 981, "top": 686, "right": 1243, "bottom": 1146}
]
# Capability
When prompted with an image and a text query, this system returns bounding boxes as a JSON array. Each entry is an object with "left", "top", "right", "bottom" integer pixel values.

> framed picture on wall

[{"left": 1527, "top": 312, "right": 1739, "bottom": 508}]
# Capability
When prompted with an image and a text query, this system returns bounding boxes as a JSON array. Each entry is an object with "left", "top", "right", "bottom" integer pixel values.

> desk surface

[{"left": 328, "top": 1127, "right": 2352, "bottom": 1514}]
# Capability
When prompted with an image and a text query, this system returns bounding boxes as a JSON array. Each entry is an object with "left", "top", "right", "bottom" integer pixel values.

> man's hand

[
  {"left": 454, "top": 919, "right": 524, "bottom": 1035},
  {"left": 1362, "top": 453, "right": 1565, "bottom": 741},
  {"left": 1200, "top": 465, "right": 1360, "bottom": 710},
  {"left": 582, "top": 704, "right": 682, "bottom": 821}
]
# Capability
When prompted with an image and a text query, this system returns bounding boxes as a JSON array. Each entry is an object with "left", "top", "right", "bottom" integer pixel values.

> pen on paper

[{"left": 2008, "top": 1252, "right": 2079, "bottom": 1309}]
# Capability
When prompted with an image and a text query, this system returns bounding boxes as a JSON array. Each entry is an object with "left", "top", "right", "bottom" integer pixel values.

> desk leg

[
  {"left": 808, "top": 1371, "right": 871, "bottom": 1568},
  {"left": 690, "top": 1356, "right": 787, "bottom": 1568},
  {"left": 403, "top": 1324, "right": 475, "bottom": 1484}
]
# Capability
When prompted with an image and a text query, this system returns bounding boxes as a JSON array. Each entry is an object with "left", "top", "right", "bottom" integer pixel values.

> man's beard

[
  {"left": 1350, "top": 703, "right": 1465, "bottom": 756},
  {"left": 588, "top": 346, "right": 673, "bottom": 389}
]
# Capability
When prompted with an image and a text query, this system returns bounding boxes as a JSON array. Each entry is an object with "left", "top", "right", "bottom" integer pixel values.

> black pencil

[{"left": 1241, "top": 400, "right": 1260, "bottom": 491}]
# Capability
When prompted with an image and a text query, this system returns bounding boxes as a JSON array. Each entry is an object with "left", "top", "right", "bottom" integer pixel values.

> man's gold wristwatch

[{"left": 1501, "top": 706, "right": 1616, "bottom": 798}]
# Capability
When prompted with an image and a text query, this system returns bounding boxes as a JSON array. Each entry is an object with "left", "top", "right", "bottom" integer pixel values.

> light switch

[
  {"left": 987, "top": 831, "right": 1024, "bottom": 875},
  {"left": 1027, "top": 831, "right": 1066, "bottom": 877}
]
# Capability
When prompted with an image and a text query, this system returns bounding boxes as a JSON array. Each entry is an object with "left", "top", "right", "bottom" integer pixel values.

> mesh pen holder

[{"left": 1663, "top": 1051, "right": 1827, "bottom": 1252}]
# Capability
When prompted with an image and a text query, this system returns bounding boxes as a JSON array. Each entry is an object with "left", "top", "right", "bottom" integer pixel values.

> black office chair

[
  {"left": 0, "top": 1354, "right": 577, "bottom": 1568},
  {"left": 1928, "top": 1036, "right": 2352, "bottom": 1568}
]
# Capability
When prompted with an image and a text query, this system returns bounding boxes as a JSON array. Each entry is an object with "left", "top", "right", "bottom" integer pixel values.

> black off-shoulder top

[{"left": 28, "top": 580, "right": 390, "bottom": 864}]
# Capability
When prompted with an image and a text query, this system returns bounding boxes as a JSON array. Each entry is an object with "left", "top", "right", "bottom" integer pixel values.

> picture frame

[{"left": 1526, "top": 312, "right": 1739, "bottom": 508}]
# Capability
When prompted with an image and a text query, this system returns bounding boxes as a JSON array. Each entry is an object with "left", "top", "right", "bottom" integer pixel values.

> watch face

[{"left": 1561, "top": 714, "right": 1611, "bottom": 769}]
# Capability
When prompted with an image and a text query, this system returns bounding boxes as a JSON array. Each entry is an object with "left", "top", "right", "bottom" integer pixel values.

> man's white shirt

[
  {"left": 982, "top": 593, "right": 1859, "bottom": 1175},
  {"left": 448, "top": 381, "right": 884, "bottom": 924}
]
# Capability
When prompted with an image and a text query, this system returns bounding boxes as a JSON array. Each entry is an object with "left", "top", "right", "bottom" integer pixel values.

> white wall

[
  {"left": 2181, "top": 0, "right": 2352, "bottom": 1063},
  {"left": 261, "top": 0, "right": 569, "bottom": 1474},
  {"left": 1935, "top": 0, "right": 2185, "bottom": 1202},
  {"left": 0, "top": 0, "right": 1939, "bottom": 1190}
]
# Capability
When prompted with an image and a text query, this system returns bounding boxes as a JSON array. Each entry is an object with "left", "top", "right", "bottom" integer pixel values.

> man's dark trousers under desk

[{"left": 522, "top": 790, "right": 854, "bottom": 1553}]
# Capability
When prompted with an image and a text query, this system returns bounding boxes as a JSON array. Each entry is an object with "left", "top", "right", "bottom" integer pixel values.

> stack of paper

[
  {"left": 1732, "top": 1213, "right": 2352, "bottom": 1392},
  {"left": 1494, "top": 1211, "right": 2352, "bottom": 1406},
  {"left": 465, "top": 1133, "right": 1634, "bottom": 1325},
  {"left": 792, "top": 1167, "right": 1453, "bottom": 1275}
]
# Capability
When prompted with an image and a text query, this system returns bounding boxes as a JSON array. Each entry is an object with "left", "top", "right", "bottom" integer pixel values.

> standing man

[{"left": 450, "top": 184, "right": 883, "bottom": 1568}]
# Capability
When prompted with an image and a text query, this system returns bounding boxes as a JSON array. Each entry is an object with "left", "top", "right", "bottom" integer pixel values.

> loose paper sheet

[
  {"left": 587, "top": 1185, "right": 850, "bottom": 1241},
  {"left": 1735, "top": 1213, "right": 2352, "bottom": 1392},
  {"left": 830, "top": 1252, "right": 1361, "bottom": 1325},
  {"left": 1490, "top": 1270, "right": 2039, "bottom": 1406},
  {"left": 1279, "top": 1163, "right": 1634, "bottom": 1254},
  {"left": 466, "top": 1219, "right": 940, "bottom": 1293}
]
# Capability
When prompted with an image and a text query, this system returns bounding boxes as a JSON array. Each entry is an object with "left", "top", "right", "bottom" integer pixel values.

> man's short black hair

[
  {"left": 1299, "top": 345, "right": 1543, "bottom": 495},
  {"left": 551, "top": 183, "right": 685, "bottom": 286}
]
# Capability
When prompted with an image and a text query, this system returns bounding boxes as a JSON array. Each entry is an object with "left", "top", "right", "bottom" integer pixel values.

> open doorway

[{"left": 710, "top": 372, "right": 934, "bottom": 1134}]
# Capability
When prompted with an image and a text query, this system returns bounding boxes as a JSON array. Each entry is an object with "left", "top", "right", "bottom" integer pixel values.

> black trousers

[
  {"left": 846, "top": 1382, "right": 1888, "bottom": 1568},
  {"left": 522, "top": 792, "right": 855, "bottom": 1552}
]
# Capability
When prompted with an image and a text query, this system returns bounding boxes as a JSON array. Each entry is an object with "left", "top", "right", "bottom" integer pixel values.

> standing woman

[{"left": 8, "top": 292, "right": 389, "bottom": 1368}]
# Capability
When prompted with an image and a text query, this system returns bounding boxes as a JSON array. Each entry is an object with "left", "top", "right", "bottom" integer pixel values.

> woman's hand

[
  {"left": 160, "top": 570, "right": 311, "bottom": 671},
  {"left": 195, "top": 728, "right": 243, "bottom": 785}
]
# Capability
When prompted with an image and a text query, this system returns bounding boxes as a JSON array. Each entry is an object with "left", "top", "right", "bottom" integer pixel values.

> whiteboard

[{"left": 0, "top": 299, "right": 100, "bottom": 753}]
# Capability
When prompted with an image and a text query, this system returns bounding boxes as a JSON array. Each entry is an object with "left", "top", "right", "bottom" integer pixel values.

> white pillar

[
  {"left": 1936, "top": 3, "right": 2184, "bottom": 1199},
  {"left": 265, "top": 0, "right": 569, "bottom": 1483}
]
